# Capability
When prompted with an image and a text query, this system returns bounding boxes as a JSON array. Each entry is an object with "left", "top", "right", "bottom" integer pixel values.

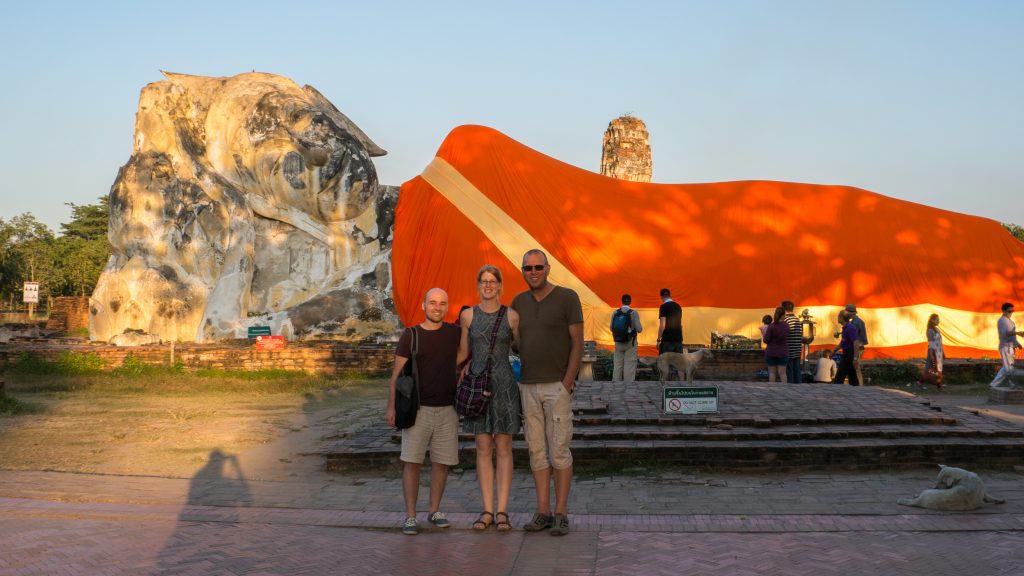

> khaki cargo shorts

[{"left": 519, "top": 381, "right": 573, "bottom": 470}]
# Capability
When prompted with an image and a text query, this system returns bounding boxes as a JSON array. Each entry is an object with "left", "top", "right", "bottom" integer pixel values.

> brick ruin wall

[
  {"left": 46, "top": 296, "right": 90, "bottom": 334},
  {"left": 0, "top": 340, "right": 396, "bottom": 375},
  {"left": 0, "top": 340, "right": 1001, "bottom": 382}
]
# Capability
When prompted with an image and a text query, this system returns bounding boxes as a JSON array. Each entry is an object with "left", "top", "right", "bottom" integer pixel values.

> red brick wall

[{"left": 0, "top": 340, "right": 397, "bottom": 375}]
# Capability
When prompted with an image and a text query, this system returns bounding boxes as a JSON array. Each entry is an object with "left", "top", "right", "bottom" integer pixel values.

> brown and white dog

[{"left": 639, "top": 349, "right": 714, "bottom": 384}]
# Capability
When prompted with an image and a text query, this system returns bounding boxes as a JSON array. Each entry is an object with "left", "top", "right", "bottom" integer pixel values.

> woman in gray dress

[{"left": 457, "top": 264, "right": 521, "bottom": 531}]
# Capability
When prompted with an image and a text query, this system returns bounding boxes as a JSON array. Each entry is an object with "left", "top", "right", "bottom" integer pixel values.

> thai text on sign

[
  {"left": 255, "top": 335, "right": 286, "bottom": 350},
  {"left": 663, "top": 386, "right": 719, "bottom": 414}
]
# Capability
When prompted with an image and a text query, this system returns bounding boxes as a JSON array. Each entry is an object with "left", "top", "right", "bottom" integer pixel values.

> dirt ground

[{"left": 0, "top": 374, "right": 389, "bottom": 480}]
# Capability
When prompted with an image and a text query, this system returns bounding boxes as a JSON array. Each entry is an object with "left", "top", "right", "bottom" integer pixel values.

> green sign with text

[
  {"left": 247, "top": 326, "right": 272, "bottom": 338},
  {"left": 663, "top": 386, "right": 719, "bottom": 414}
]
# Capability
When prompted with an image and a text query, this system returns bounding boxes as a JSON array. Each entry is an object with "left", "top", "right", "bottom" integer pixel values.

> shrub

[
  {"left": 0, "top": 394, "right": 25, "bottom": 415},
  {"left": 13, "top": 351, "right": 106, "bottom": 375}
]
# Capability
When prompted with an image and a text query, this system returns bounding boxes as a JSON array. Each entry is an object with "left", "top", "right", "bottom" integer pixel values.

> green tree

[
  {"left": 1003, "top": 222, "right": 1024, "bottom": 243},
  {"left": 53, "top": 199, "right": 110, "bottom": 296},
  {"left": 0, "top": 213, "right": 57, "bottom": 306}
]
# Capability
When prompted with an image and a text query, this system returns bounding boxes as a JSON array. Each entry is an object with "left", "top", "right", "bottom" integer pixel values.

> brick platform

[
  {"left": 324, "top": 381, "right": 1024, "bottom": 471},
  {"left": 990, "top": 386, "right": 1024, "bottom": 404}
]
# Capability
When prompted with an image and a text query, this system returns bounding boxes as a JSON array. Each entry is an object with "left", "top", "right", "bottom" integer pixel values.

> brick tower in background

[{"left": 600, "top": 115, "right": 652, "bottom": 183}]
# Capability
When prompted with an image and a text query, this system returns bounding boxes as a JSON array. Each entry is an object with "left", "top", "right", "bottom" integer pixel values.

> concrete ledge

[{"left": 989, "top": 386, "right": 1024, "bottom": 404}]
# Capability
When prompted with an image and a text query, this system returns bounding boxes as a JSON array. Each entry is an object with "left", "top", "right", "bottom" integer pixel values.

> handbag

[
  {"left": 455, "top": 306, "right": 507, "bottom": 419},
  {"left": 394, "top": 327, "right": 419, "bottom": 429},
  {"left": 919, "top": 348, "right": 944, "bottom": 388}
]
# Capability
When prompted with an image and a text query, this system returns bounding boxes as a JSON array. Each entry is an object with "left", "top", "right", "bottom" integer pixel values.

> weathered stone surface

[
  {"left": 601, "top": 115, "right": 652, "bottom": 182},
  {"left": 90, "top": 72, "right": 399, "bottom": 342},
  {"left": 109, "top": 331, "right": 162, "bottom": 347}
]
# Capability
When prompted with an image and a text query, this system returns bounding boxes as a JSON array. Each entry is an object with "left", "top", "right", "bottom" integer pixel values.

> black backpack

[{"left": 611, "top": 308, "right": 635, "bottom": 343}]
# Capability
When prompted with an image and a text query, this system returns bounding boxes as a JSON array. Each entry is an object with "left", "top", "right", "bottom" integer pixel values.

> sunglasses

[{"left": 521, "top": 265, "right": 546, "bottom": 272}]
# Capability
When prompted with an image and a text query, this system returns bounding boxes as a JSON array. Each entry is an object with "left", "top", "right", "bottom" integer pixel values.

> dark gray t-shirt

[{"left": 511, "top": 286, "right": 584, "bottom": 384}]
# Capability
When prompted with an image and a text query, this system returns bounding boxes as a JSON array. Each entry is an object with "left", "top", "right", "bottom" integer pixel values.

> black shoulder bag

[{"left": 394, "top": 327, "right": 419, "bottom": 429}]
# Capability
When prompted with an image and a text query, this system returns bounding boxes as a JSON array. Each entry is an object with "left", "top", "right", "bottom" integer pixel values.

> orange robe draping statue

[{"left": 393, "top": 125, "right": 1024, "bottom": 359}]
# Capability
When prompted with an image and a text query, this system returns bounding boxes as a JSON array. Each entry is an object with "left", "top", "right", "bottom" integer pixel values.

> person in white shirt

[
  {"left": 991, "top": 302, "right": 1024, "bottom": 388},
  {"left": 813, "top": 349, "right": 837, "bottom": 383}
]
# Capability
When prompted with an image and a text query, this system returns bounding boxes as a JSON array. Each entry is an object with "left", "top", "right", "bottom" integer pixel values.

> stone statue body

[{"left": 90, "top": 72, "right": 398, "bottom": 342}]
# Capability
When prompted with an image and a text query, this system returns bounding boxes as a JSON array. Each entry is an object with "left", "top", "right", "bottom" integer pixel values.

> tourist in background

[
  {"left": 781, "top": 301, "right": 803, "bottom": 383},
  {"left": 990, "top": 302, "right": 1024, "bottom": 389},
  {"left": 763, "top": 306, "right": 789, "bottom": 383},
  {"left": 919, "top": 313, "right": 944, "bottom": 389},
  {"left": 657, "top": 288, "right": 683, "bottom": 353},
  {"left": 833, "top": 311, "right": 860, "bottom": 386},
  {"left": 813, "top": 349, "right": 837, "bottom": 383},
  {"left": 759, "top": 314, "right": 772, "bottom": 343},
  {"left": 611, "top": 294, "right": 643, "bottom": 382},
  {"left": 457, "top": 265, "right": 521, "bottom": 532},
  {"left": 846, "top": 304, "right": 868, "bottom": 385}
]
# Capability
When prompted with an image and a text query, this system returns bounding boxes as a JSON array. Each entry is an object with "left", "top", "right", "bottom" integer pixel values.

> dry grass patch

[{"left": 0, "top": 370, "right": 387, "bottom": 477}]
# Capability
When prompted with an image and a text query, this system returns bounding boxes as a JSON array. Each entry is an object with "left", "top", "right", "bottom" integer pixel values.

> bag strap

[
  {"left": 410, "top": 326, "right": 420, "bottom": 406},
  {"left": 483, "top": 306, "right": 507, "bottom": 365}
]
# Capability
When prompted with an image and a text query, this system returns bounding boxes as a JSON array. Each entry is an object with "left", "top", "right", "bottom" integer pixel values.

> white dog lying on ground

[
  {"left": 639, "top": 349, "right": 714, "bottom": 384},
  {"left": 897, "top": 465, "right": 1005, "bottom": 511}
]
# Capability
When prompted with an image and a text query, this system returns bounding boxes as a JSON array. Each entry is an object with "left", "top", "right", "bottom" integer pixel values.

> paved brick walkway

[
  {"left": 4, "top": 385, "right": 1024, "bottom": 575},
  {"left": 2, "top": 466, "right": 1023, "bottom": 575}
]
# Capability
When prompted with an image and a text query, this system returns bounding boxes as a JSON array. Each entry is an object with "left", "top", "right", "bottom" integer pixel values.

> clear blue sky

[{"left": 2, "top": 0, "right": 1021, "bottom": 232}]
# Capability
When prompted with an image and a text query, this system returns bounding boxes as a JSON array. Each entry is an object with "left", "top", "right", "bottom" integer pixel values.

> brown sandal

[
  {"left": 495, "top": 511, "right": 511, "bottom": 531},
  {"left": 472, "top": 511, "right": 494, "bottom": 531}
]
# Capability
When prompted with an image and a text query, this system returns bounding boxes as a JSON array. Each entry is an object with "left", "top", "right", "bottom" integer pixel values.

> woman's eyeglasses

[
  {"left": 479, "top": 280, "right": 500, "bottom": 286},
  {"left": 521, "top": 265, "right": 546, "bottom": 272}
]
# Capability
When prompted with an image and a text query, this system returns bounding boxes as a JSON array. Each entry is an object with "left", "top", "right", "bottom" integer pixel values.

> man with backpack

[{"left": 611, "top": 293, "right": 643, "bottom": 382}]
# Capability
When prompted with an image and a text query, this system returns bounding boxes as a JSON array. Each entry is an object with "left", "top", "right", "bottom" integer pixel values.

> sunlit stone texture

[
  {"left": 90, "top": 72, "right": 399, "bottom": 342},
  {"left": 601, "top": 116, "right": 652, "bottom": 183}
]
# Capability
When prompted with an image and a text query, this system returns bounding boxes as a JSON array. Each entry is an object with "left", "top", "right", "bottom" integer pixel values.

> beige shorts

[
  {"left": 400, "top": 405, "right": 459, "bottom": 466},
  {"left": 519, "top": 381, "right": 573, "bottom": 471}
]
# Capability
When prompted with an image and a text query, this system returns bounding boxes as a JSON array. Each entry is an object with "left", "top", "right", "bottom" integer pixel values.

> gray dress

[{"left": 463, "top": 305, "right": 521, "bottom": 435}]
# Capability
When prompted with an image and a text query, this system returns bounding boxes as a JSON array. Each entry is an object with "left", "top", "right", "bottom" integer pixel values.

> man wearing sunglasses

[{"left": 511, "top": 249, "right": 583, "bottom": 536}]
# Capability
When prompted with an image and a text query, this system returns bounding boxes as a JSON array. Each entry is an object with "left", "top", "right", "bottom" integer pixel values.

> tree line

[{"left": 0, "top": 198, "right": 109, "bottom": 310}]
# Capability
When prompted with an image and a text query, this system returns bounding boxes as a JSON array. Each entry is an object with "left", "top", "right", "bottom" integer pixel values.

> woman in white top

[{"left": 920, "top": 313, "right": 944, "bottom": 389}]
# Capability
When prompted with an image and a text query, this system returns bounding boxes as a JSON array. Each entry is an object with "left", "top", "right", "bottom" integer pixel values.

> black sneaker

[
  {"left": 428, "top": 511, "right": 451, "bottom": 528},
  {"left": 523, "top": 512, "right": 553, "bottom": 532},
  {"left": 402, "top": 517, "right": 418, "bottom": 535}
]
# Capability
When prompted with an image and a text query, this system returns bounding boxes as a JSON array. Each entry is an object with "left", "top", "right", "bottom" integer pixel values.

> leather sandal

[
  {"left": 495, "top": 511, "right": 512, "bottom": 531},
  {"left": 472, "top": 511, "right": 494, "bottom": 531}
]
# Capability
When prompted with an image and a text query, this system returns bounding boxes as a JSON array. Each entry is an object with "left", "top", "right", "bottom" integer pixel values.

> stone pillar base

[{"left": 989, "top": 384, "right": 1024, "bottom": 404}]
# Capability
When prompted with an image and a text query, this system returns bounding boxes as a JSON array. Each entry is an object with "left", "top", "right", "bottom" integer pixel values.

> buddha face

[
  {"left": 200, "top": 74, "right": 384, "bottom": 225},
  {"left": 242, "top": 91, "right": 379, "bottom": 223}
]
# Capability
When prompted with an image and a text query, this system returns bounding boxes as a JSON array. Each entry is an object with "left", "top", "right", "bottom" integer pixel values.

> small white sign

[
  {"left": 23, "top": 282, "right": 39, "bottom": 304},
  {"left": 663, "top": 386, "right": 720, "bottom": 414}
]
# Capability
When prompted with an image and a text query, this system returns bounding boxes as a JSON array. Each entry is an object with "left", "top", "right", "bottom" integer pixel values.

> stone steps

[
  {"left": 321, "top": 381, "right": 1024, "bottom": 472},
  {"left": 324, "top": 435, "right": 1024, "bottom": 472}
]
